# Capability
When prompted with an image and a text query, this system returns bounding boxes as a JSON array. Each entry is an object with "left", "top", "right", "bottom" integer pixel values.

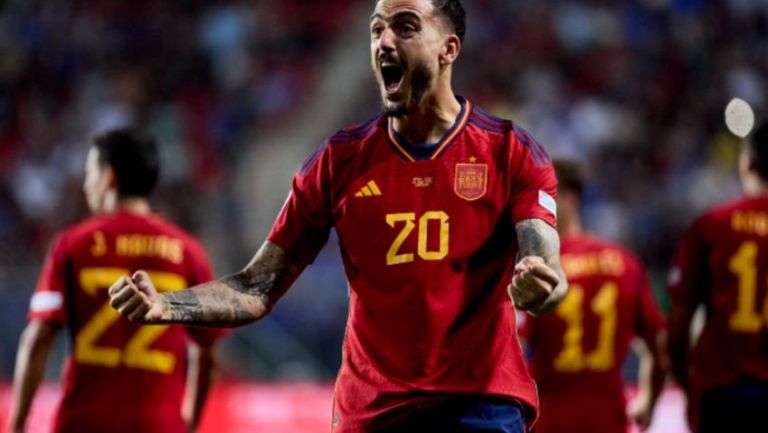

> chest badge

[{"left": 454, "top": 159, "right": 487, "bottom": 201}]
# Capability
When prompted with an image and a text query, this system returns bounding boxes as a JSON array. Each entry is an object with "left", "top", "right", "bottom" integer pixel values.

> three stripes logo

[{"left": 354, "top": 180, "right": 382, "bottom": 197}]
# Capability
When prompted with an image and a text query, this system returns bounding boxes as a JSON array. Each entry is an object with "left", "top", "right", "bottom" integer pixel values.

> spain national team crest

[{"left": 454, "top": 162, "right": 488, "bottom": 201}]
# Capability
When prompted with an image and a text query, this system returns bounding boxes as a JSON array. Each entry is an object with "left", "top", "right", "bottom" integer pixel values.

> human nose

[{"left": 377, "top": 26, "right": 396, "bottom": 56}]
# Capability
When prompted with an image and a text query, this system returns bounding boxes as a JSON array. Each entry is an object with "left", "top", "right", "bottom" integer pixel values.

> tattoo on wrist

[{"left": 166, "top": 291, "right": 204, "bottom": 322}]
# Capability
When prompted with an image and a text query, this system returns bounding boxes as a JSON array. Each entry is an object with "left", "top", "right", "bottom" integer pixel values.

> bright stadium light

[{"left": 725, "top": 97, "right": 755, "bottom": 138}]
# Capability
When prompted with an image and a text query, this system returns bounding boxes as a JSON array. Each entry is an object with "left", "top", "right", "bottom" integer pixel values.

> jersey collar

[{"left": 387, "top": 97, "right": 472, "bottom": 162}]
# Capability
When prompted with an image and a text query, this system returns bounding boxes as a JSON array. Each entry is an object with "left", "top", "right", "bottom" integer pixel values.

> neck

[
  {"left": 745, "top": 178, "right": 768, "bottom": 197},
  {"left": 117, "top": 197, "right": 151, "bottom": 214},
  {"left": 101, "top": 191, "right": 151, "bottom": 215},
  {"left": 558, "top": 212, "right": 584, "bottom": 238},
  {"left": 391, "top": 79, "right": 460, "bottom": 145}
]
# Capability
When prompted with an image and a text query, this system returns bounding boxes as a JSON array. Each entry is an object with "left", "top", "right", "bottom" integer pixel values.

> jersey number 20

[{"left": 386, "top": 211, "right": 449, "bottom": 265}]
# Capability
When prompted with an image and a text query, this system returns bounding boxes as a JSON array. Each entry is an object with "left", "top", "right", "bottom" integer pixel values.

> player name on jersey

[
  {"left": 90, "top": 231, "right": 184, "bottom": 264},
  {"left": 731, "top": 211, "right": 768, "bottom": 236},
  {"left": 561, "top": 249, "right": 625, "bottom": 279}
]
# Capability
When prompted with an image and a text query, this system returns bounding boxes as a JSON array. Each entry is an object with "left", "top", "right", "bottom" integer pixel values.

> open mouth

[{"left": 380, "top": 63, "right": 405, "bottom": 95}]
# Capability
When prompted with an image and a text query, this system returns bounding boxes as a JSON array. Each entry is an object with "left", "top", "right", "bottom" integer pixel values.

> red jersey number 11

[
  {"left": 729, "top": 241, "right": 768, "bottom": 333},
  {"left": 553, "top": 282, "right": 618, "bottom": 372}
]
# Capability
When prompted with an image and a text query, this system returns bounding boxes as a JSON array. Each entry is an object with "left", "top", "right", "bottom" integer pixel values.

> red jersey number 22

[{"left": 76, "top": 268, "right": 186, "bottom": 373}]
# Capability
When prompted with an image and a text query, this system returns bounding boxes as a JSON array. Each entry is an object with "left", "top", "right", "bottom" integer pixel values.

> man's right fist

[{"left": 108, "top": 271, "right": 166, "bottom": 323}]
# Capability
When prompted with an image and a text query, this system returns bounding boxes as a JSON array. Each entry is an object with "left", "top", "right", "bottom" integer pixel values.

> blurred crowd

[
  {"left": 0, "top": 0, "right": 767, "bottom": 378},
  {"left": 456, "top": 0, "right": 767, "bottom": 275},
  {"left": 0, "top": 0, "right": 355, "bottom": 288}
]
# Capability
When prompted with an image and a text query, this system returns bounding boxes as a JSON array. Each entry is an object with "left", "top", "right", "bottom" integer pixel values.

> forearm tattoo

[
  {"left": 163, "top": 243, "right": 296, "bottom": 327},
  {"left": 516, "top": 219, "right": 560, "bottom": 265},
  {"left": 165, "top": 290, "right": 204, "bottom": 322},
  {"left": 515, "top": 219, "right": 568, "bottom": 313},
  {"left": 220, "top": 270, "right": 278, "bottom": 306}
]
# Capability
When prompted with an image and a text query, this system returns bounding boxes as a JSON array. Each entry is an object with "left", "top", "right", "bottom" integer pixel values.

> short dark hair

[
  {"left": 553, "top": 158, "right": 586, "bottom": 199},
  {"left": 432, "top": 0, "right": 466, "bottom": 42},
  {"left": 750, "top": 122, "right": 768, "bottom": 179},
  {"left": 93, "top": 128, "right": 160, "bottom": 197}
]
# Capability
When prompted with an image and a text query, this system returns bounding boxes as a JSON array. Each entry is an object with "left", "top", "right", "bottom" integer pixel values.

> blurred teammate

[
  {"left": 521, "top": 160, "right": 666, "bottom": 433},
  {"left": 7, "top": 129, "right": 225, "bottom": 433},
  {"left": 668, "top": 122, "right": 768, "bottom": 433},
  {"left": 108, "top": 1, "right": 567, "bottom": 432}
]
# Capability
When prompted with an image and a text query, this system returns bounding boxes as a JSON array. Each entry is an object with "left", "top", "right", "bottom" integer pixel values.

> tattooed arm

[
  {"left": 108, "top": 242, "right": 301, "bottom": 327},
  {"left": 509, "top": 218, "right": 568, "bottom": 315}
]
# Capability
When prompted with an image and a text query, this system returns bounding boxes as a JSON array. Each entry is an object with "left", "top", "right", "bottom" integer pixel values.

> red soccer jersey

[
  {"left": 268, "top": 98, "right": 558, "bottom": 432},
  {"left": 668, "top": 196, "right": 768, "bottom": 392},
  {"left": 29, "top": 211, "right": 225, "bottom": 433},
  {"left": 522, "top": 234, "right": 664, "bottom": 433}
]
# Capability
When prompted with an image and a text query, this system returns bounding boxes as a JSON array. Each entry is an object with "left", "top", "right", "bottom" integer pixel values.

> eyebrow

[{"left": 370, "top": 11, "right": 422, "bottom": 22}]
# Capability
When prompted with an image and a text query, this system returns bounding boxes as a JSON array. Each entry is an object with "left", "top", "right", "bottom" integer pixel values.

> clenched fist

[
  {"left": 108, "top": 271, "right": 166, "bottom": 323},
  {"left": 508, "top": 256, "right": 560, "bottom": 312}
]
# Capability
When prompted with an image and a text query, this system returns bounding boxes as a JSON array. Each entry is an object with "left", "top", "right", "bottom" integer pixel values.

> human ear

[{"left": 439, "top": 34, "right": 461, "bottom": 66}]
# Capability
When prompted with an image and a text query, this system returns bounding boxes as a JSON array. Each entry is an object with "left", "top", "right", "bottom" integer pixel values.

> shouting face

[{"left": 370, "top": 0, "right": 458, "bottom": 117}]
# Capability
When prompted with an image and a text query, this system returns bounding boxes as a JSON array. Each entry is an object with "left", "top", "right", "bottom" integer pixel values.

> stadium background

[{"left": 0, "top": 0, "right": 765, "bottom": 431}]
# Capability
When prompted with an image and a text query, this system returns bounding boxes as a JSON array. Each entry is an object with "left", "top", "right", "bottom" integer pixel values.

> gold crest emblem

[{"left": 454, "top": 163, "right": 487, "bottom": 201}]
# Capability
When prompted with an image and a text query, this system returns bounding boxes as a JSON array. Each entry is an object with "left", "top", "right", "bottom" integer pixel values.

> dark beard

[{"left": 383, "top": 61, "right": 433, "bottom": 118}]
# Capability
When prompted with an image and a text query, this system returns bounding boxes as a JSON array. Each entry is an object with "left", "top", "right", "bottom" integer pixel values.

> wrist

[{"left": 155, "top": 292, "right": 173, "bottom": 323}]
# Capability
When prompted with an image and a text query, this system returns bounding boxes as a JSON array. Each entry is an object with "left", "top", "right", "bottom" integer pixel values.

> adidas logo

[{"left": 354, "top": 180, "right": 382, "bottom": 197}]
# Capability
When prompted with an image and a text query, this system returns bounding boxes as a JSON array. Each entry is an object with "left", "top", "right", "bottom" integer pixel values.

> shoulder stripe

[
  {"left": 513, "top": 124, "right": 551, "bottom": 166},
  {"left": 328, "top": 114, "right": 383, "bottom": 144},
  {"left": 299, "top": 140, "right": 330, "bottom": 175},
  {"left": 472, "top": 106, "right": 551, "bottom": 166},
  {"left": 473, "top": 106, "right": 510, "bottom": 128},
  {"left": 469, "top": 119, "right": 505, "bottom": 135},
  {"left": 301, "top": 115, "right": 384, "bottom": 175},
  {"left": 469, "top": 112, "right": 509, "bottom": 134}
]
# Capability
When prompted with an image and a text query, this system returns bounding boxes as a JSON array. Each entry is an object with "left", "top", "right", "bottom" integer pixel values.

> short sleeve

[
  {"left": 28, "top": 235, "right": 68, "bottom": 324},
  {"left": 667, "top": 218, "right": 708, "bottom": 312},
  {"left": 508, "top": 127, "right": 558, "bottom": 227},
  {"left": 267, "top": 145, "right": 333, "bottom": 265}
]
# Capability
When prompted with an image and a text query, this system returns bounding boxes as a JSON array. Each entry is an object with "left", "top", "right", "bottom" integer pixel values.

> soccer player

[
  {"left": 108, "top": 1, "right": 567, "bottom": 432},
  {"left": 7, "top": 129, "right": 225, "bottom": 433},
  {"left": 667, "top": 122, "right": 768, "bottom": 433},
  {"left": 521, "top": 159, "right": 666, "bottom": 433}
]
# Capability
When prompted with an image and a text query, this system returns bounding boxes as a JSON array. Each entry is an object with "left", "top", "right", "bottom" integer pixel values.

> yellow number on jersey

[
  {"left": 554, "top": 282, "right": 618, "bottom": 372},
  {"left": 386, "top": 211, "right": 449, "bottom": 266},
  {"left": 386, "top": 213, "right": 416, "bottom": 265},
  {"left": 90, "top": 231, "right": 107, "bottom": 257},
  {"left": 728, "top": 241, "right": 768, "bottom": 332},
  {"left": 76, "top": 267, "right": 186, "bottom": 373}
]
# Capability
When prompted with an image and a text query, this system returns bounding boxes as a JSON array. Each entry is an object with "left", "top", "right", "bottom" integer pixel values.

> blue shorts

[
  {"left": 697, "top": 377, "right": 768, "bottom": 433},
  {"left": 372, "top": 397, "right": 526, "bottom": 433}
]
